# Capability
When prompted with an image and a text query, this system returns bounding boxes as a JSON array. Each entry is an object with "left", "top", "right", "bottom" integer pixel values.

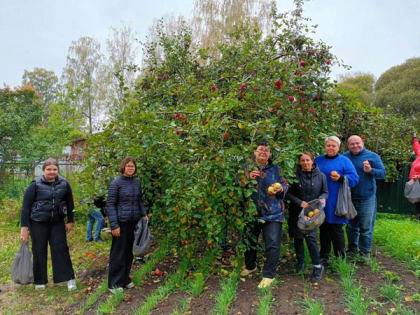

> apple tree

[{"left": 80, "top": 6, "right": 411, "bottom": 248}]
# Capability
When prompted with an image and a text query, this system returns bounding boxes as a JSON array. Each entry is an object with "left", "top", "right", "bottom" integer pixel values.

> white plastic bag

[
  {"left": 133, "top": 217, "right": 152, "bottom": 257},
  {"left": 11, "top": 242, "right": 33, "bottom": 284},
  {"left": 297, "top": 199, "right": 326, "bottom": 233},
  {"left": 404, "top": 180, "right": 420, "bottom": 204}
]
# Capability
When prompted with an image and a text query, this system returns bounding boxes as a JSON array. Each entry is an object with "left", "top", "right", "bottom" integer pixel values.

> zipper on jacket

[{"left": 51, "top": 182, "right": 56, "bottom": 222}]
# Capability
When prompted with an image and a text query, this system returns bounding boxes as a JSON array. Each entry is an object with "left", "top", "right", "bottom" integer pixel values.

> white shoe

[
  {"left": 240, "top": 267, "right": 257, "bottom": 277},
  {"left": 67, "top": 279, "right": 77, "bottom": 291},
  {"left": 126, "top": 282, "right": 135, "bottom": 289},
  {"left": 35, "top": 284, "right": 46, "bottom": 290},
  {"left": 109, "top": 287, "right": 124, "bottom": 294},
  {"left": 258, "top": 277, "right": 274, "bottom": 289}
]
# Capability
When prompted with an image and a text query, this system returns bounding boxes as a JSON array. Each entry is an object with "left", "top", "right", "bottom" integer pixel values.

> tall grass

[
  {"left": 134, "top": 255, "right": 191, "bottom": 315},
  {"left": 331, "top": 257, "right": 371, "bottom": 315},
  {"left": 257, "top": 281, "right": 277, "bottom": 315},
  {"left": 212, "top": 257, "right": 242, "bottom": 315},
  {"left": 374, "top": 213, "right": 420, "bottom": 276}
]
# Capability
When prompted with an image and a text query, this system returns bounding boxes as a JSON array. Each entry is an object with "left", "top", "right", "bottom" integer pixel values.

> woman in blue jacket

[
  {"left": 240, "top": 142, "right": 288, "bottom": 289},
  {"left": 106, "top": 157, "right": 148, "bottom": 293},
  {"left": 315, "top": 136, "right": 359, "bottom": 265}
]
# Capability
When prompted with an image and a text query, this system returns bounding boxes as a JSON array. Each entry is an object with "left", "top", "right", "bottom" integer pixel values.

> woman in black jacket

[
  {"left": 20, "top": 158, "right": 76, "bottom": 291},
  {"left": 106, "top": 157, "right": 147, "bottom": 293},
  {"left": 287, "top": 152, "right": 328, "bottom": 283}
]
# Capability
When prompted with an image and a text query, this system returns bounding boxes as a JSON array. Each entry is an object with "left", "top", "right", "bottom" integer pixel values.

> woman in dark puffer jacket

[
  {"left": 287, "top": 152, "right": 328, "bottom": 283},
  {"left": 106, "top": 157, "right": 148, "bottom": 293}
]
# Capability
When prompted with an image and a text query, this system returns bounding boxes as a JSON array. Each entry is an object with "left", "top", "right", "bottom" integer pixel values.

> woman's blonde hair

[{"left": 325, "top": 136, "right": 341, "bottom": 146}]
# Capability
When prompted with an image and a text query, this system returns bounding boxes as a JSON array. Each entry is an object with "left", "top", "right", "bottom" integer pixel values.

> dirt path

[
  {"left": 2, "top": 246, "right": 418, "bottom": 314},
  {"left": 356, "top": 248, "right": 420, "bottom": 314},
  {"left": 189, "top": 275, "right": 221, "bottom": 315}
]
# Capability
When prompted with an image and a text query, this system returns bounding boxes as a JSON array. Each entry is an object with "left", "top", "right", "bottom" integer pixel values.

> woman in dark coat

[
  {"left": 287, "top": 152, "right": 328, "bottom": 282},
  {"left": 106, "top": 157, "right": 148, "bottom": 293},
  {"left": 20, "top": 158, "right": 76, "bottom": 291}
]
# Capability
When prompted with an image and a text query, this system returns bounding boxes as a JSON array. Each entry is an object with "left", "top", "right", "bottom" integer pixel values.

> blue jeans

[
  {"left": 244, "top": 221, "right": 283, "bottom": 278},
  {"left": 346, "top": 196, "right": 376, "bottom": 254},
  {"left": 86, "top": 210, "right": 105, "bottom": 241}
]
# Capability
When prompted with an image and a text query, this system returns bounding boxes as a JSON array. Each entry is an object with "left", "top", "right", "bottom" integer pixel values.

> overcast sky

[{"left": 1, "top": 0, "right": 419, "bottom": 87}]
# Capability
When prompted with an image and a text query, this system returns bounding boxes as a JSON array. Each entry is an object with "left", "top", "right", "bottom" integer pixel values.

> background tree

[
  {"left": 22, "top": 67, "right": 59, "bottom": 114},
  {"left": 0, "top": 86, "right": 43, "bottom": 181},
  {"left": 374, "top": 57, "right": 420, "bottom": 131},
  {"left": 61, "top": 37, "right": 105, "bottom": 134},
  {"left": 192, "top": 0, "right": 274, "bottom": 55},
  {"left": 105, "top": 24, "right": 139, "bottom": 114},
  {"left": 337, "top": 72, "right": 375, "bottom": 106}
]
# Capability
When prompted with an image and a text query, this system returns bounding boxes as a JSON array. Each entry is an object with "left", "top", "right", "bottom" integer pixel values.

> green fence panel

[{"left": 376, "top": 165, "right": 416, "bottom": 214}]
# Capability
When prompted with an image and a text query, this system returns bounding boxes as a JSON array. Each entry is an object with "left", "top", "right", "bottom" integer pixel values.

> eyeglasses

[{"left": 255, "top": 149, "right": 270, "bottom": 153}]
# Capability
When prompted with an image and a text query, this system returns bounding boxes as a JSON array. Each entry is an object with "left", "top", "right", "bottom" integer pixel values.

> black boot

[
  {"left": 295, "top": 260, "right": 305, "bottom": 273},
  {"left": 310, "top": 265, "right": 324, "bottom": 283}
]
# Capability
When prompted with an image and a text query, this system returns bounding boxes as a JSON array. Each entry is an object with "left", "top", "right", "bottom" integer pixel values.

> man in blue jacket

[{"left": 344, "top": 135, "right": 386, "bottom": 260}]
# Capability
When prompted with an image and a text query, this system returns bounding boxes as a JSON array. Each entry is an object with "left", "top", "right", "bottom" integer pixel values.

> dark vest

[{"left": 30, "top": 176, "right": 69, "bottom": 222}]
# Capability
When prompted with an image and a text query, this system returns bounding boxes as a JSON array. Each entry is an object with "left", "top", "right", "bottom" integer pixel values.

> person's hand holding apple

[
  {"left": 330, "top": 170, "right": 340, "bottom": 181},
  {"left": 362, "top": 160, "right": 372, "bottom": 173}
]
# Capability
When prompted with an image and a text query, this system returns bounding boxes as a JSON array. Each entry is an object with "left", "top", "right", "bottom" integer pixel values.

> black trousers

[
  {"left": 415, "top": 202, "right": 420, "bottom": 215},
  {"left": 244, "top": 221, "right": 282, "bottom": 279},
  {"left": 319, "top": 222, "right": 345, "bottom": 260},
  {"left": 108, "top": 221, "right": 137, "bottom": 289},
  {"left": 30, "top": 220, "right": 75, "bottom": 284},
  {"left": 294, "top": 229, "right": 321, "bottom": 265}
]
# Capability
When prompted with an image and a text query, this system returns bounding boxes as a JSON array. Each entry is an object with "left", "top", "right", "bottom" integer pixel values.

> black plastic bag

[
  {"left": 133, "top": 217, "right": 152, "bottom": 257},
  {"left": 335, "top": 176, "right": 357, "bottom": 220},
  {"left": 404, "top": 180, "right": 420, "bottom": 204},
  {"left": 11, "top": 242, "right": 34, "bottom": 284},
  {"left": 297, "top": 199, "right": 326, "bottom": 233}
]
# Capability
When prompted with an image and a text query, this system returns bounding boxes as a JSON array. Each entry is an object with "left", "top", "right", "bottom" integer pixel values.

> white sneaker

[
  {"left": 240, "top": 267, "right": 257, "bottom": 277},
  {"left": 35, "top": 284, "right": 46, "bottom": 290},
  {"left": 126, "top": 282, "right": 135, "bottom": 289},
  {"left": 67, "top": 279, "right": 77, "bottom": 291},
  {"left": 258, "top": 277, "right": 274, "bottom": 289},
  {"left": 109, "top": 287, "right": 124, "bottom": 294}
]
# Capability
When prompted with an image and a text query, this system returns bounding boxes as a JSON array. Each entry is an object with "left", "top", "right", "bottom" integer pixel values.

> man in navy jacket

[{"left": 344, "top": 135, "right": 386, "bottom": 259}]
